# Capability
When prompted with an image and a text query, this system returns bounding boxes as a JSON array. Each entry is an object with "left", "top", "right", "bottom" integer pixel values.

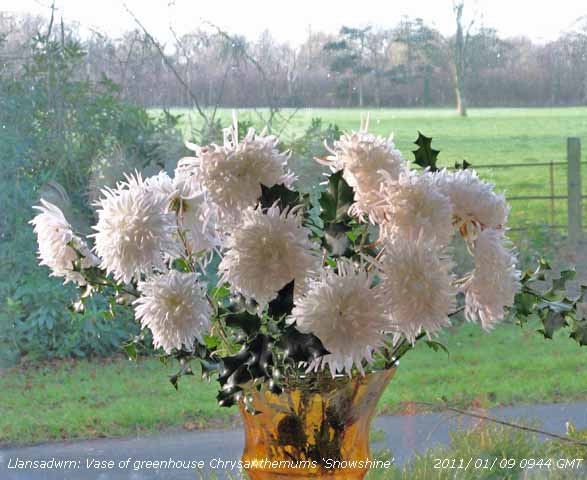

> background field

[
  {"left": 3, "top": 321, "right": 587, "bottom": 446},
  {"left": 168, "top": 106, "right": 587, "bottom": 234},
  {"left": 3, "top": 107, "right": 587, "bottom": 446}
]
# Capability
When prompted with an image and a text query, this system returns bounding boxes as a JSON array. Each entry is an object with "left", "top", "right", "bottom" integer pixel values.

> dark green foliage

[
  {"left": 224, "top": 310, "right": 262, "bottom": 337},
  {"left": 0, "top": 27, "right": 182, "bottom": 363},
  {"left": 513, "top": 258, "right": 587, "bottom": 346},
  {"left": 0, "top": 270, "right": 141, "bottom": 361},
  {"left": 209, "top": 282, "right": 328, "bottom": 409},
  {"left": 319, "top": 170, "right": 354, "bottom": 224},
  {"left": 258, "top": 184, "right": 304, "bottom": 211},
  {"left": 412, "top": 131, "right": 440, "bottom": 171},
  {"left": 318, "top": 170, "right": 356, "bottom": 256},
  {"left": 454, "top": 159, "right": 472, "bottom": 169},
  {"left": 267, "top": 280, "right": 295, "bottom": 319}
]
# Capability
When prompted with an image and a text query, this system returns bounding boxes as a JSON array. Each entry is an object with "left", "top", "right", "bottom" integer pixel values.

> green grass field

[
  {"left": 167, "top": 107, "right": 587, "bottom": 232},
  {"left": 3, "top": 321, "right": 587, "bottom": 446},
  {"left": 3, "top": 107, "right": 587, "bottom": 447}
]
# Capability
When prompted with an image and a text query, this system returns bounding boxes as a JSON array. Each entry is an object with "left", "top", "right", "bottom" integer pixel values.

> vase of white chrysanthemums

[{"left": 31, "top": 114, "right": 522, "bottom": 479}]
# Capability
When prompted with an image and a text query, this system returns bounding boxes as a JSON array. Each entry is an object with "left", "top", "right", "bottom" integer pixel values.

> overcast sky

[{"left": 4, "top": 0, "right": 587, "bottom": 45}]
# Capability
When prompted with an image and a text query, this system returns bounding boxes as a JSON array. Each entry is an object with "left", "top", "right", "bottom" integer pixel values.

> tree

[
  {"left": 394, "top": 17, "right": 442, "bottom": 106},
  {"left": 323, "top": 26, "right": 372, "bottom": 107},
  {"left": 452, "top": 0, "right": 475, "bottom": 116}
]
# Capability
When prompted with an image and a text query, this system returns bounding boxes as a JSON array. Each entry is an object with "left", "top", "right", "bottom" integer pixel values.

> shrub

[{"left": 0, "top": 27, "right": 181, "bottom": 363}]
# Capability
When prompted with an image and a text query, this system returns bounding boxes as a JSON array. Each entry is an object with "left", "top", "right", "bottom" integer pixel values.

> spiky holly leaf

[
  {"left": 412, "top": 132, "right": 440, "bottom": 171},
  {"left": 224, "top": 310, "right": 261, "bottom": 337},
  {"left": 318, "top": 170, "right": 354, "bottom": 224},
  {"left": 454, "top": 159, "right": 472, "bottom": 170},
  {"left": 513, "top": 291, "right": 536, "bottom": 318},
  {"left": 268, "top": 280, "right": 295, "bottom": 320},
  {"left": 550, "top": 269, "right": 577, "bottom": 293},
  {"left": 169, "top": 363, "right": 194, "bottom": 391},
  {"left": 425, "top": 340, "right": 449, "bottom": 355},
  {"left": 216, "top": 334, "right": 274, "bottom": 407},
  {"left": 279, "top": 325, "right": 329, "bottom": 364},
  {"left": 570, "top": 321, "right": 587, "bottom": 346},
  {"left": 259, "top": 183, "right": 302, "bottom": 211},
  {"left": 538, "top": 311, "right": 568, "bottom": 339}
]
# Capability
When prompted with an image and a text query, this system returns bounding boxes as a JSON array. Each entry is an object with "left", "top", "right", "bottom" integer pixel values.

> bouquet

[{"left": 31, "top": 114, "right": 541, "bottom": 410}]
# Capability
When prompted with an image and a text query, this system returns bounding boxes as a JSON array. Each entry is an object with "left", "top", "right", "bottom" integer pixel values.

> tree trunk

[
  {"left": 455, "top": 76, "right": 467, "bottom": 116},
  {"left": 453, "top": 1, "right": 468, "bottom": 117},
  {"left": 358, "top": 78, "right": 364, "bottom": 107}
]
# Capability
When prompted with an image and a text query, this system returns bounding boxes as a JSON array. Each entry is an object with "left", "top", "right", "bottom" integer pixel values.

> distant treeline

[{"left": 1, "top": 10, "right": 587, "bottom": 110}]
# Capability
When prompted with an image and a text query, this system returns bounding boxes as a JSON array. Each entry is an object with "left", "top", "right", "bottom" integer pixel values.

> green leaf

[
  {"left": 268, "top": 280, "right": 295, "bottom": 319},
  {"left": 172, "top": 257, "right": 192, "bottom": 273},
  {"left": 211, "top": 285, "right": 230, "bottom": 301},
  {"left": 454, "top": 159, "right": 472, "bottom": 170},
  {"left": 122, "top": 342, "right": 137, "bottom": 361},
  {"left": 412, "top": 131, "right": 440, "bottom": 171},
  {"left": 279, "top": 325, "right": 329, "bottom": 364},
  {"left": 318, "top": 170, "right": 354, "bottom": 223},
  {"left": 538, "top": 311, "right": 568, "bottom": 339},
  {"left": 169, "top": 373, "right": 180, "bottom": 390},
  {"left": 551, "top": 269, "right": 577, "bottom": 292},
  {"left": 513, "top": 291, "right": 537, "bottom": 317},
  {"left": 425, "top": 340, "right": 449, "bottom": 355},
  {"left": 537, "top": 299, "right": 574, "bottom": 314},
  {"left": 570, "top": 321, "right": 587, "bottom": 346},
  {"left": 224, "top": 311, "right": 261, "bottom": 336},
  {"left": 216, "top": 334, "right": 274, "bottom": 407},
  {"left": 259, "top": 183, "right": 301, "bottom": 211}
]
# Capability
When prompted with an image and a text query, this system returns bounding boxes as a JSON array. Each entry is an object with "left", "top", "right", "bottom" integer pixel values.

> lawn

[
  {"left": 3, "top": 321, "right": 587, "bottom": 446},
  {"left": 3, "top": 107, "right": 587, "bottom": 447},
  {"left": 164, "top": 106, "right": 587, "bottom": 232}
]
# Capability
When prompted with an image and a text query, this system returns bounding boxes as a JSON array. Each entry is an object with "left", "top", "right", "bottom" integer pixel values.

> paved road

[{"left": 2, "top": 402, "right": 587, "bottom": 479}]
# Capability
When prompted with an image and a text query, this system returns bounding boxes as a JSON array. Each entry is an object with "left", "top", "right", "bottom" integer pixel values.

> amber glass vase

[{"left": 238, "top": 367, "right": 397, "bottom": 479}]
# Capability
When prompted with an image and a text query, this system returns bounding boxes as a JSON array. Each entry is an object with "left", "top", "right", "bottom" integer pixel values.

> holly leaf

[
  {"left": 318, "top": 170, "right": 354, "bottom": 223},
  {"left": 216, "top": 334, "right": 274, "bottom": 407},
  {"left": 570, "top": 321, "right": 587, "bottom": 346},
  {"left": 425, "top": 340, "right": 449, "bottom": 356},
  {"left": 454, "top": 159, "right": 471, "bottom": 170},
  {"left": 279, "top": 325, "right": 329, "bottom": 364},
  {"left": 412, "top": 131, "right": 440, "bottom": 171},
  {"left": 259, "top": 183, "right": 301, "bottom": 211},
  {"left": 122, "top": 342, "right": 137, "bottom": 361},
  {"left": 224, "top": 310, "right": 261, "bottom": 336},
  {"left": 268, "top": 280, "right": 295, "bottom": 319},
  {"left": 550, "top": 269, "right": 577, "bottom": 292},
  {"left": 538, "top": 311, "right": 568, "bottom": 339},
  {"left": 513, "top": 291, "right": 537, "bottom": 318}
]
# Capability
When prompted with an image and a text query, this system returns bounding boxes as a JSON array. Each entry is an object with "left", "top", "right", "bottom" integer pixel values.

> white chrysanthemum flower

[
  {"left": 30, "top": 200, "right": 98, "bottom": 285},
  {"left": 463, "top": 228, "right": 520, "bottom": 329},
  {"left": 378, "top": 235, "right": 456, "bottom": 343},
  {"left": 134, "top": 271, "right": 211, "bottom": 353},
  {"left": 434, "top": 169, "right": 509, "bottom": 234},
  {"left": 290, "top": 259, "right": 390, "bottom": 376},
  {"left": 376, "top": 170, "right": 454, "bottom": 246},
  {"left": 92, "top": 173, "right": 177, "bottom": 284},
  {"left": 218, "top": 204, "right": 319, "bottom": 309},
  {"left": 145, "top": 171, "right": 217, "bottom": 254},
  {"left": 320, "top": 116, "right": 405, "bottom": 219},
  {"left": 193, "top": 123, "right": 294, "bottom": 221}
]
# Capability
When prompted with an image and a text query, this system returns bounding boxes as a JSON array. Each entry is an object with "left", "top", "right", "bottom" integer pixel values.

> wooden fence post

[{"left": 567, "top": 137, "right": 582, "bottom": 243}]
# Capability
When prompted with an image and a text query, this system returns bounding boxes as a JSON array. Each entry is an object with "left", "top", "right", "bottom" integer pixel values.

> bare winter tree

[
  {"left": 3, "top": 7, "right": 587, "bottom": 110},
  {"left": 452, "top": 0, "right": 476, "bottom": 116}
]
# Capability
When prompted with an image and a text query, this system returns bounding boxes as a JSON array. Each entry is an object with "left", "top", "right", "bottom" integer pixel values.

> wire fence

[{"left": 472, "top": 138, "right": 584, "bottom": 239}]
